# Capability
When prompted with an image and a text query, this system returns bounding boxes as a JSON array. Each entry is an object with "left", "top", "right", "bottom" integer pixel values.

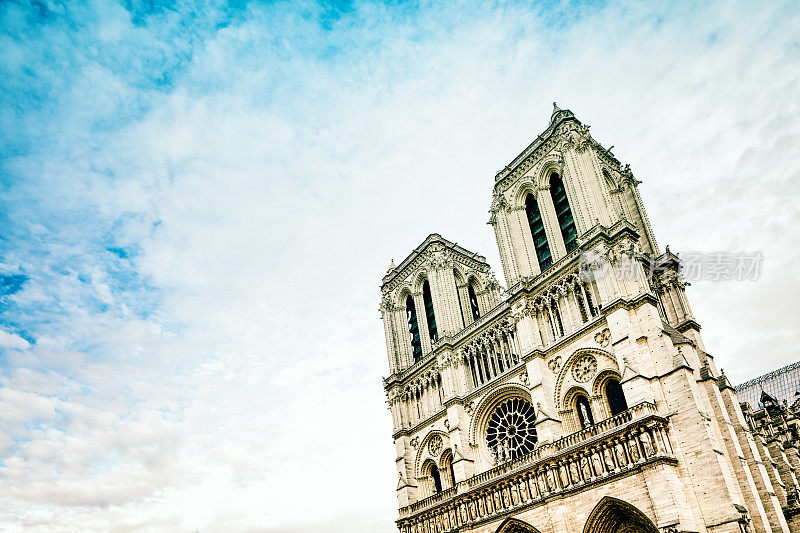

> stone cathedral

[{"left": 378, "top": 105, "right": 800, "bottom": 533}]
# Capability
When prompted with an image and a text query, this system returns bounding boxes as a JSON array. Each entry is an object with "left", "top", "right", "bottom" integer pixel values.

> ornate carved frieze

[
  {"left": 381, "top": 235, "right": 490, "bottom": 293},
  {"left": 397, "top": 404, "right": 672, "bottom": 531},
  {"left": 595, "top": 328, "right": 611, "bottom": 347},
  {"left": 489, "top": 189, "right": 509, "bottom": 215}
]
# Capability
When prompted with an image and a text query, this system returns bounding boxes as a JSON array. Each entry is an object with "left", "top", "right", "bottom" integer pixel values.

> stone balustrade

[
  {"left": 397, "top": 402, "right": 671, "bottom": 532},
  {"left": 406, "top": 487, "right": 458, "bottom": 514}
]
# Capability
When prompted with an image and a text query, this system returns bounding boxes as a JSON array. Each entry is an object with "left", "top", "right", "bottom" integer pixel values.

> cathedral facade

[{"left": 378, "top": 105, "right": 799, "bottom": 533}]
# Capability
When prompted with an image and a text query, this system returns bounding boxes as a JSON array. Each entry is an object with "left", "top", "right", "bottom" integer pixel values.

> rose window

[
  {"left": 572, "top": 354, "right": 598, "bottom": 383},
  {"left": 428, "top": 434, "right": 443, "bottom": 457},
  {"left": 486, "top": 397, "right": 538, "bottom": 462}
]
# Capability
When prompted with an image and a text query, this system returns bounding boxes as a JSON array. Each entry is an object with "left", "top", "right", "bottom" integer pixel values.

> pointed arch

[
  {"left": 419, "top": 458, "right": 442, "bottom": 497},
  {"left": 413, "top": 430, "right": 449, "bottom": 477},
  {"left": 564, "top": 385, "right": 594, "bottom": 431},
  {"left": 554, "top": 348, "right": 618, "bottom": 410},
  {"left": 495, "top": 517, "right": 543, "bottom": 533},
  {"left": 440, "top": 448, "right": 455, "bottom": 489},
  {"left": 405, "top": 294, "right": 422, "bottom": 362},
  {"left": 593, "top": 370, "right": 627, "bottom": 420},
  {"left": 582, "top": 497, "right": 658, "bottom": 533},
  {"left": 525, "top": 192, "right": 553, "bottom": 271}
]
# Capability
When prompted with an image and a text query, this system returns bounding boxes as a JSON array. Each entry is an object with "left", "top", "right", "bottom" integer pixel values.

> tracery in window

[
  {"left": 549, "top": 173, "right": 578, "bottom": 253},
  {"left": 486, "top": 397, "right": 538, "bottom": 463},
  {"left": 406, "top": 295, "right": 422, "bottom": 362},
  {"left": 525, "top": 193, "right": 553, "bottom": 271}
]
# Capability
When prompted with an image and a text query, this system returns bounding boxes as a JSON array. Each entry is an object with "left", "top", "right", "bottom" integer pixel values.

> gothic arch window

[
  {"left": 525, "top": 193, "right": 553, "bottom": 271},
  {"left": 486, "top": 397, "right": 538, "bottom": 462},
  {"left": 406, "top": 295, "right": 423, "bottom": 362},
  {"left": 496, "top": 518, "right": 543, "bottom": 533},
  {"left": 420, "top": 459, "right": 443, "bottom": 497},
  {"left": 549, "top": 173, "right": 578, "bottom": 253},
  {"left": 576, "top": 394, "right": 594, "bottom": 429},
  {"left": 552, "top": 300, "right": 565, "bottom": 337},
  {"left": 430, "top": 463, "right": 442, "bottom": 493},
  {"left": 582, "top": 496, "right": 658, "bottom": 533},
  {"left": 440, "top": 450, "right": 455, "bottom": 489},
  {"left": 453, "top": 269, "right": 467, "bottom": 329},
  {"left": 605, "top": 378, "right": 628, "bottom": 416},
  {"left": 572, "top": 279, "right": 597, "bottom": 323},
  {"left": 422, "top": 280, "right": 438, "bottom": 342},
  {"left": 468, "top": 282, "right": 481, "bottom": 320},
  {"left": 584, "top": 282, "right": 599, "bottom": 316}
]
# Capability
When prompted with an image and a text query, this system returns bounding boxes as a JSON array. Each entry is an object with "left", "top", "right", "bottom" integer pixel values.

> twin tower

[{"left": 378, "top": 105, "right": 799, "bottom": 533}]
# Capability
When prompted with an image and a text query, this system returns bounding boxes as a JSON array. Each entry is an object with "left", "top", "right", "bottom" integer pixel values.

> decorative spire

[
  {"left": 388, "top": 258, "right": 396, "bottom": 272},
  {"left": 550, "top": 101, "right": 562, "bottom": 124}
]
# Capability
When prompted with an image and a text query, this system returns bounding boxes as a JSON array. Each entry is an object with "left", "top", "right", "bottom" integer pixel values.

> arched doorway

[
  {"left": 582, "top": 497, "right": 658, "bottom": 533},
  {"left": 495, "top": 517, "right": 542, "bottom": 533}
]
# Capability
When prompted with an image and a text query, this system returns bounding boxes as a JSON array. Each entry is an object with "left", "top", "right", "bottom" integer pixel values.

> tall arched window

[
  {"left": 440, "top": 451, "right": 455, "bottom": 489},
  {"left": 468, "top": 283, "right": 480, "bottom": 320},
  {"left": 453, "top": 269, "right": 466, "bottom": 329},
  {"left": 525, "top": 193, "right": 553, "bottom": 271},
  {"left": 576, "top": 395, "right": 594, "bottom": 429},
  {"left": 430, "top": 464, "right": 443, "bottom": 493},
  {"left": 422, "top": 281, "right": 438, "bottom": 342},
  {"left": 606, "top": 379, "right": 628, "bottom": 416},
  {"left": 552, "top": 301, "right": 565, "bottom": 337},
  {"left": 406, "top": 295, "right": 422, "bottom": 362},
  {"left": 549, "top": 173, "right": 578, "bottom": 253}
]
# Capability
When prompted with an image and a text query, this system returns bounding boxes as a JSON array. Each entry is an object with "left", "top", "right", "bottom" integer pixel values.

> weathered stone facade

[{"left": 379, "top": 104, "right": 795, "bottom": 532}]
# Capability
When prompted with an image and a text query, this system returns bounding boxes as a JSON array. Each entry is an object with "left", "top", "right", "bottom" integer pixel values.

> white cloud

[{"left": 0, "top": 330, "right": 30, "bottom": 350}]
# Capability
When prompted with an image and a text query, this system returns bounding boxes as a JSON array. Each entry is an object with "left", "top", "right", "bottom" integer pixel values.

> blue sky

[{"left": 1, "top": 0, "right": 799, "bottom": 531}]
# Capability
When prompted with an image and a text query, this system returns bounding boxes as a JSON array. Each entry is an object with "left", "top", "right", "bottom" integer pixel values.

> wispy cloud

[{"left": 0, "top": 0, "right": 798, "bottom": 531}]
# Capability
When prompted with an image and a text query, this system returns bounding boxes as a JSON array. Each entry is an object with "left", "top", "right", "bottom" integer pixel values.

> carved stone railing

[
  {"left": 397, "top": 402, "right": 671, "bottom": 532},
  {"left": 463, "top": 402, "right": 657, "bottom": 490},
  {"left": 406, "top": 486, "right": 457, "bottom": 514}
]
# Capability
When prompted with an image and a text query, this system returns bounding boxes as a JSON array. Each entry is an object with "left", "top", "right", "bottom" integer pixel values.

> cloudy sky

[{"left": 0, "top": 0, "right": 798, "bottom": 531}]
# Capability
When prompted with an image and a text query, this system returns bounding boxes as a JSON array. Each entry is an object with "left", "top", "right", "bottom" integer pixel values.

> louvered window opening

[
  {"left": 406, "top": 296, "right": 423, "bottom": 362},
  {"left": 525, "top": 194, "right": 553, "bottom": 271},
  {"left": 468, "top": 284, "right": 481, "bottom": 320},
  {"left": 549, "top": 174, "right": 578, "bottom": 253},
  {"left": 422, "top": 281, "right": 438, "bottom": 342}
]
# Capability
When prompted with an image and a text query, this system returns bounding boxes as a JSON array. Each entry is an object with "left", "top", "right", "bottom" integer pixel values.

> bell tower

[{"left": 379, "top": 104, "right": 797, "bottom": 533}]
